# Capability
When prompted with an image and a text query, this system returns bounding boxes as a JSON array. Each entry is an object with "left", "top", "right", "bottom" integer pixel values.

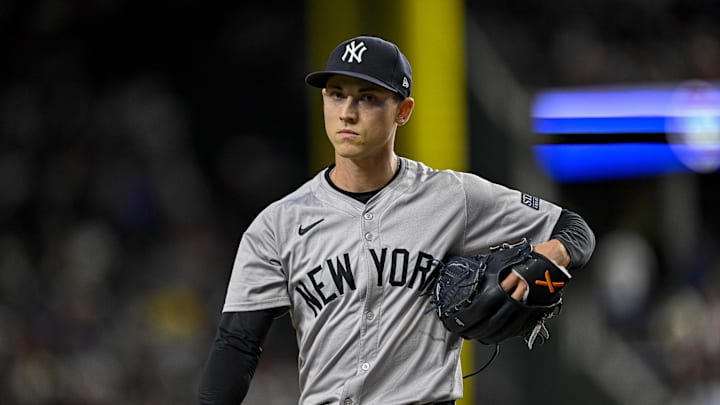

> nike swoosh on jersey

[{"left": 298, "top": 218, "right": 325, "bottom": 236}]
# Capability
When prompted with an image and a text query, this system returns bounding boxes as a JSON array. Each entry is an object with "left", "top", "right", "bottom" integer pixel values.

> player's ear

[{"left": 396, "top": 97, "right": 415, "bottom": 126}]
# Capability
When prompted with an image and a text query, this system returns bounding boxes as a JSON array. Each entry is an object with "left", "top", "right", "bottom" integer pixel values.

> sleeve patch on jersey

[{"left": 521, "top": 193, "right": 540, "bottom": 210}]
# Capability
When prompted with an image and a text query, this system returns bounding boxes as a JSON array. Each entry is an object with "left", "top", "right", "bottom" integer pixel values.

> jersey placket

[{"left": 345, "top": 205, "right": 383, "bottom": 404}]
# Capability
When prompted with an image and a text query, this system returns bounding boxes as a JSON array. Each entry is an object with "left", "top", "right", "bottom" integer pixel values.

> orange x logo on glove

[{"left": 535, "top": 270, "right": 565, "bottom": 293}]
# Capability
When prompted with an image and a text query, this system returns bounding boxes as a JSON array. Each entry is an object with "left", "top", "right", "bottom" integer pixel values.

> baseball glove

[{"left": 433, "top": 238, "right": 571, "bottom": 349}]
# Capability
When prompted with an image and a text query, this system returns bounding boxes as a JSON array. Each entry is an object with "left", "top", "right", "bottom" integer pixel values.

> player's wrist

[{"left": 532, "top": 239, "right": 571, "bottom": 268}]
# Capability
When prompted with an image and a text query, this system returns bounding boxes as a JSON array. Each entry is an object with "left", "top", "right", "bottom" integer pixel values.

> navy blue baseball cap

[{"left": 305, "top": 36, "right": 412, "bottom": 98}]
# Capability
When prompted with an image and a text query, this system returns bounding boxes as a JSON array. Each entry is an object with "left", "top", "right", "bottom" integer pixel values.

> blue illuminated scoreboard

[{"left": 531, "top": 81, "right": 720, "bottom": 182}]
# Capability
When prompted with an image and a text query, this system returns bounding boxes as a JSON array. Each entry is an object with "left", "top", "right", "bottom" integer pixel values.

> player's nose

[{"left": 339, "top": 97, "right": 358, "bottom": 122}]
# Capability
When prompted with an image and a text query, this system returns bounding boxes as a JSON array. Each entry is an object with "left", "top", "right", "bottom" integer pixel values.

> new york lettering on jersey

[{"left": 294, "top": 248, "right": 440, "bottom": 317}]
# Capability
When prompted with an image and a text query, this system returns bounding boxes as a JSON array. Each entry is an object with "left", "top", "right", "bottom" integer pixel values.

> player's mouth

[{"left": 337, "top": 129, "right": 360, "bottom": 137}]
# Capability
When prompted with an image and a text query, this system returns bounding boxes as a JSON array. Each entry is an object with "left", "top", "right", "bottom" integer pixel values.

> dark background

[{"left": 1, "top": 1, "right": 719, "bottom": 404}]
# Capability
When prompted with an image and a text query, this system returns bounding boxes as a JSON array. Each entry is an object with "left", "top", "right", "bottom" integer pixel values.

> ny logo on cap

[{"left": 342, "top": 40, "right": 367, "bottom": 63}]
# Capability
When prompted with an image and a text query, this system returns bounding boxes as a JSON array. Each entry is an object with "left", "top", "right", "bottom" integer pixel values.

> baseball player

[{"left": 198, "top": 35, "right": 595, "bottom": 404}]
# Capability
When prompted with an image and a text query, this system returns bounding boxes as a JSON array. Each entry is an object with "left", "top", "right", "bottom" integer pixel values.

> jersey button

[
  {"left": 366, "top": 311, "right": 374, "bottom": 320},
  {"left": 344, "top": 398, "right": 353, "bottom": 405},
  {"left": 364, "top": 232, "right": 374, "bottom": 241},
  {"left": 361, "top": 362, "right": 370, "bottom": 371},
  {"left": 363, "top": 212, "right": 373, "bottom": 220}
]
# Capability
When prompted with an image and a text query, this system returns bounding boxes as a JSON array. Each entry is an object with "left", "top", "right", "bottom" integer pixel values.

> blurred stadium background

[{"left": 1, "top": 1, "right": 719, "bottom": 404}]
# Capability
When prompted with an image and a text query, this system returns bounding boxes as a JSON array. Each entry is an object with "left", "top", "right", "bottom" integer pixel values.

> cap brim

[{"left": 305, "top": 70, "right": 399, "bottom": 96}]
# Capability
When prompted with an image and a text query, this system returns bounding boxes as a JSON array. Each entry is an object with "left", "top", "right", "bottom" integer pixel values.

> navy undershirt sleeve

[
  {"left": 198, "top": 307, "right": 287, "bottom": 404},
  {"left": 550, "top": 209, "right": 596, "bottom": 270}
]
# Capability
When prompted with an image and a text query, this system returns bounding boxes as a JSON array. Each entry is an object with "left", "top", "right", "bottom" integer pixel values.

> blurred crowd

[
  {"left": 0, "top": 1, "right": 305, "bottom": 404},
  {"left": 468, "top": 0, "right": 720, "bottom": 88},
  {"left": 1, "top": 1, "right": 719, "bottom": 404}
]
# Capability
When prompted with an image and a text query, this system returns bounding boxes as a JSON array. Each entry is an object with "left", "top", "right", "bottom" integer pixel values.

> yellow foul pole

[
  {"left": 397, "top": 0, "right": 468, "bottom": 171},
  {"left": 397, "top": 1, "right": 473, "bottom": 404}
]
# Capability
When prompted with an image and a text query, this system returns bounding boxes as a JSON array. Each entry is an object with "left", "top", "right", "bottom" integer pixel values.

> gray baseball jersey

[{"left": 223, "top": 157, "right": 562, "bottom": 405}]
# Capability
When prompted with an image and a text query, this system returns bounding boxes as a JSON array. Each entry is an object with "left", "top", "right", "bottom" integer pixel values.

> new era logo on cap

[{"left": 305, "top": 35, "right": 413, "bottom": 99}]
